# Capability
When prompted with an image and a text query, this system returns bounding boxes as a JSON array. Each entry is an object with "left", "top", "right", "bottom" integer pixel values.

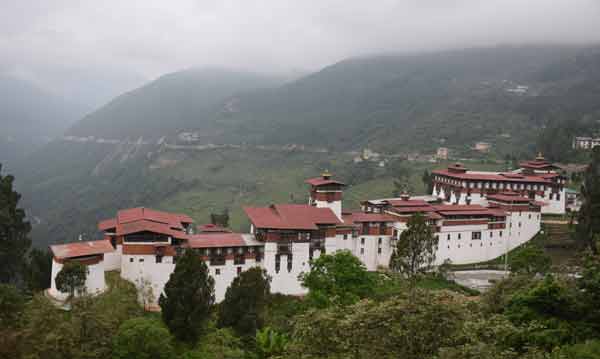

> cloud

[{"left": 0, "top": 0, "right": 599, "bottom": 103}]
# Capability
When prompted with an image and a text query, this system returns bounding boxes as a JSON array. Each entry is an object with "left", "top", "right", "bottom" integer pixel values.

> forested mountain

[
  {"left": 14, "top": 44, "right": 600, "bottom": 248},
  {"left": 65, "top": 45, "right": 600, "bottom": 154},
  {"left": 67, "top": 68, "right": 285, "bottom": 140},
  {"left": 0, "top": 75, "right": 85, "bottom": 166}
]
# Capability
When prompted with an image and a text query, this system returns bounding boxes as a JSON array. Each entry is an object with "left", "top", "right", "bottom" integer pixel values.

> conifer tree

[
  {"left": 217, "top": 267, "right": 270, "bottom": 336},
  {"left": 390, "top": 213, "right": 438, "bottom": 289},
  {"left": 159, "top": 249, "right": 215, "bottom": 342},
  {"left": 577, "top": 147, "right": 600, "bottom": 254},
  {"left": 0, "top": 164, "right": 31, "bottom": 284}
]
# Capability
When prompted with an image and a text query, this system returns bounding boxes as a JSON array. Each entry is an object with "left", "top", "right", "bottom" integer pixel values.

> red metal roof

[
  {"left": 99, "top": 207, "right": 194, "bottom": 238},
  {"left": 519, "top": 159, "right": 555, "bottom": 170},
  {"left": 386, "top": 199, "right": 429, "bottom": 207},
  {"left": 431, "top": 204, "right": 489, "bottom": 211},
  {"left": 50, "top": 240, "right": 115, "bottom": 260},
  {"left": 187, "top": 233, "right": 246, "bottom": 248},
  {"left": 432, "top": 169, "right": 550, "bottom": 183},
  {"left": 305, "top": 177, "right": 346, "bottom": 187},
  {"left": 244, "top": 204, "right": 341, "bottom": 230},
  {"left": 98, "top": 218, "right": 117, "bottom": 231},
  {"left": 486, "top": 193, "right": 531, "bottom": 203},
  {"left": 438, "top": 210, "right": 502, "bottom": 217},
  {"left": 344, "top": 212, "right": 397, "bottom": 223},
  {"left": 117, "top": 207, "right": 193, "bottom": 228},
  {"left": 116, "top": 220, "right": 189, "bottom": 239},
  {"left": 197, "top": 224, "right": 232, "bottom": 233}
]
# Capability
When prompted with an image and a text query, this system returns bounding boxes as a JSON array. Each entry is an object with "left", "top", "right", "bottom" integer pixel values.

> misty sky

[{"left": 1, "top": 0, "right": 600, "bottom": 105}]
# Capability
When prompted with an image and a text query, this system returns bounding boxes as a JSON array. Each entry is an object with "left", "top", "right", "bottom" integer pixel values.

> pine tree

[
  {"left": 390, "top": 213, "right": 438, "bottom": 290},
  {"left": 159, "top": 249, "right": 215, "bottom": 342},
  {"left": 25, "top": 248, "right": 53, "bottom": 293},
  {"left": 577, "top": 147, "right": 600, "bottom": 254},
  {"left": 217, "top": 267, "right": 270, "bottom": 336},
  {"left": 0, "top": 164, "right": 31, "bottom": 284}
]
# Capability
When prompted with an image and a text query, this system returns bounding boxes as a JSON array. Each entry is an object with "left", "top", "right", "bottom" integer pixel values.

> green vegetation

[
  {"left": 112, "top": 318, "right": 175, "bottom": 359},
  {"left": 390, "top": 213, "right": 438, "bottom": 290},
  {"left": 55, "top": 261, "right": 88, "bottom": 299},
  {"left": 577, "top": 147, "right": 600, "bottom": 253},
  {"left": 0, "top": 164, "right": 31, "bottom": 284},
  {"left": 68, "top": 68, "right": 283, "bottom": 140},
  {"left": 4, "top": 249, "right": 600, "bottom": 358},
  {"left": 508, "top": 242, "right": 552, "bottom": 275},
  {"left": 299, "top": 250, "right": 376, "bottom": 308},
  {"left": 159, "top": 249, "right": 215, "bottom": 343},
  {"left": 217, "top": 267, "right": 270, "bottom": 336}
]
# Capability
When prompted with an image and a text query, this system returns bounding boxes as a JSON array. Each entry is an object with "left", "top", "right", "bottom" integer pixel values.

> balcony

[
  {"left": 209, "top": 255, "right": 226, "bottom": 266},
  {"left": 277, "top": 245, "right": 291, "bottom": 255},
  {"left": 234, "top": 255, "right": 246, "bottom": 265}
]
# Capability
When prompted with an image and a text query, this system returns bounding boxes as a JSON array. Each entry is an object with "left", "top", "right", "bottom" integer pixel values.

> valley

[{"left": 6, "top": 44, "right": 600, "bottom": 250}]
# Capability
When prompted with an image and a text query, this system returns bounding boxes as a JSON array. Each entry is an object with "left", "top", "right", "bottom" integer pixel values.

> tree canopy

[
  {"left": 0, "top": 164, "right": 31, "bottom": 284},
  {"left": 112, "top": 318, "right": 175, "bottom": 359},
  {"left": 159, "top": 249, "right": 215, "bottom": 342},
  {"left": 217, "top": 267, "right": 270, "bottom": 336},
  {"left": 55, "top": 261, "right": 88, "bottom": 299},
  {"left": 300, "top": 250, "right": 375, "bottom": 308},
  {"left": 390, "top": 213, "right": 438, "bottom": 287},
  {"left": 577, "top": 146, "right": 600, "bottom": 253}
]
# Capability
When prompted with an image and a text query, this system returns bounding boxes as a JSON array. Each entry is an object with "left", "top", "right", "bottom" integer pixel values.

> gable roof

[
  {"left": 244, "top": 204, "right": 341, "bottom": 230},
  {"left": 305, "top": 177, "right": 346, "bottom": 187},
  {"left": 197, "top": 224, "right": 232, "bottom": 233},
  {"left": 98, "top": 207, "right": 193, "bottom": 236},
  {"left": 432, "top": 169, "right": 551, "bottom": 183},
  {"left": 343, "top": 212, "right": 397, "bottom": 223},
  {"left": 50, "top": 240, "right": 114, "bottom": 260},
  {"left": 187, "top": 233, "right": 257, "bottom": 248}
]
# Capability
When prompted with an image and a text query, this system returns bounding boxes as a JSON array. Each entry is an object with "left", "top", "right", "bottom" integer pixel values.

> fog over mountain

[{"left": 1, "top": 0, "right": 599, "bottom": 105}]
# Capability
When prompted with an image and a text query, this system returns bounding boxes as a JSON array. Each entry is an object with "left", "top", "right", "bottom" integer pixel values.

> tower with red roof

[{"left": 305, "top": 171, "right": 346, "bottom": 220}]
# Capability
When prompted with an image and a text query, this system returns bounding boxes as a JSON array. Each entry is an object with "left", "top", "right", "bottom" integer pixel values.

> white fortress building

[
  {"left": 431, "top": 154, "right": 566, "bottom": 214},
  {"left": 48, "top": 164, "right": 548, "bottom": 307}
]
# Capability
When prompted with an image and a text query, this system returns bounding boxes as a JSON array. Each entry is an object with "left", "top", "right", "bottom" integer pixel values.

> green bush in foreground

[{"left": 112, "top": 317, "right": 174, "bottom": 359}]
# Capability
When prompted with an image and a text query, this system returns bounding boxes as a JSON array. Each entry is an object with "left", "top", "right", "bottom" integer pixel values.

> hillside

[
  {"left": 16, "top": 44, "right": 600, "bottom": 248},
  {"left": 67, "top": 68, "right": 284, "bottom": 140},
  {"left": 65, "top": 45, "right": 600, "bottom": 155},
  {"left": 0, "top": 75, "right": 85, "bottom": 167}
]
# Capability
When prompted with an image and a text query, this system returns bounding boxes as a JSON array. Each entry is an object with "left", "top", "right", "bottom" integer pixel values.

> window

[
  {"left": 361, "top": 238, "right": 365, "bottom": 245},
  {"left": 215, "top": 269, "right": 221, "bottom": 276},
  {"left": 343, "top": 234, "right": 348, "bottom": 240},
  {"left": 360, "top": 248, "right": 364, "bottom": 255},
  {"left": 156, "top": 255, "right": 163, "bottom": 263},
  {"left": 472, "top": 232, "right": 482, "bottom": 240},
  {"left": 528, "top": 214, "right": 532, "bottom": 219},
  {"left": 129, "top": 258, "right": 134, "bottom": 263},
  {"left": 447, "top": 234, "right": 451, "bottom": 240},
  {"left": 499, "top": 231, "right": 503, "bottom": 237},
  {"left": 377, "top": 247, "right": 382, "bottom": 254},
  {"left": 139, "top": 258, "right": 144, "bottom": 262},
  {"left": 458, "top": 233, "right": 462, "bottom": 240},
  {"left": 237, "top": 267, "right": 242, "bottom": 275},
  {"left": 378, "top": 237, "right": 382, "bottom": 245},
  {"left": 490, "top": 231, "right": 493, "bottom": 238},
  {"left": 518, "top": 222, "right": 522, "bottom": 228}
]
